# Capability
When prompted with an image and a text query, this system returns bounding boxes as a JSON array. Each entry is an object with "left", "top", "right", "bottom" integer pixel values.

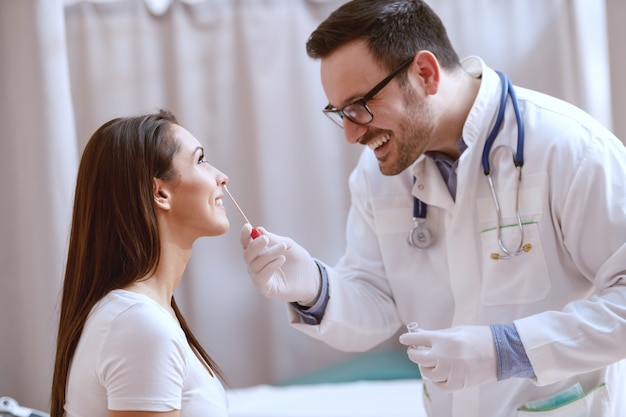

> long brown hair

[{"left": 51, "top": 110, "right": 224, "bottom": 417}]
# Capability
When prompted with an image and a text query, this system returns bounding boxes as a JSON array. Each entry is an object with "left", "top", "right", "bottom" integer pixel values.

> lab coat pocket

[
  {"left": 477, "top": 172, "right": 551, "bottom": 306},
  {"left": 479, "top": 222, "right": 551, "bottom": 305},
  {"left": 516, "top": 383, "right": 609, "bottom": 417}
]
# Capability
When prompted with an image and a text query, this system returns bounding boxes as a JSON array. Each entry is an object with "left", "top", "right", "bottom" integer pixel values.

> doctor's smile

[{"left": 361, "top": 131, "right": 393, "bottom": 161}]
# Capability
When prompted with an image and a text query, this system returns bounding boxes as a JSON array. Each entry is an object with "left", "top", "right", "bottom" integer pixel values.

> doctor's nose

[{"left": 343, "top": 118, "right": 368, "bottom": 145}]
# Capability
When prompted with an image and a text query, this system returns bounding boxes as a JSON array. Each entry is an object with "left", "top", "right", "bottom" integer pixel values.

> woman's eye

[{"left": 198, "top": 154, "right": 208, "bottom": 164}]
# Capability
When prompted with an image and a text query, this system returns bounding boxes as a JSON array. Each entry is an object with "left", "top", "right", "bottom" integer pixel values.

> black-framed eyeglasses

[{"left": 323, "top": 57, "right": 414, "bottom": 128}]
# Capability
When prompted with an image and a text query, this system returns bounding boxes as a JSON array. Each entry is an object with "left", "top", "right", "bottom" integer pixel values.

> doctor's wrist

[
  {"left": 290, "top": 260, "right": 329, "bottom": 324},
  {"left": 491, "top": 323, "right": 536, "bottom": 380}
]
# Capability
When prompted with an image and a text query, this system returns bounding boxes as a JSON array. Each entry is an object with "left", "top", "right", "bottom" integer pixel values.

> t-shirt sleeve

[{"left": 97, "top": 302, "right": 187, "bottom": 411}]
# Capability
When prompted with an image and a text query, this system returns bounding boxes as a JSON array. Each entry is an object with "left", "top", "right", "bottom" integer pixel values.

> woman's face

[{"left": 160, "top": 124, "right": 230, "bottom": 242}]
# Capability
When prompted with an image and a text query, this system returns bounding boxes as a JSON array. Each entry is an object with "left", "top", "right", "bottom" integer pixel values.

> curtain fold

[
  {"left": 1, "top": 0, "right": 623, "bottom": 411},
  {"left": 0, "top": 0, "right": 77, "bottom": 410}
]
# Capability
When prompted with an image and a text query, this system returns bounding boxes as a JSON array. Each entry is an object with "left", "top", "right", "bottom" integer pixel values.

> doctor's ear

[
  {"left": 152, "top": 178, "right": 171, "bottom": 210},
  {"left": 412, "top": 50, "right": 440, "bottom": 95}
]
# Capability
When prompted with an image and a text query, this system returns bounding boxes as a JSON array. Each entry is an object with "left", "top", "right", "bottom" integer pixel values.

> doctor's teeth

[{"left": 368, "top": 135, "right": 389, "bottom": 150}]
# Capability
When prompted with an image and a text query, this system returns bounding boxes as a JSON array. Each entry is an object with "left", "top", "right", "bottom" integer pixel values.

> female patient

[{"left": 51, "top": 110, "right": 230, "bottom": 417}]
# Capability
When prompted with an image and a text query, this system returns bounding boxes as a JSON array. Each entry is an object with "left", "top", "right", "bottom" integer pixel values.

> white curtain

[
  {"left": 0, "top": 0, "right": 79, "bottom": 411},
  {"left": 1, "top": 0, "right": 624, "bottom": 411}
]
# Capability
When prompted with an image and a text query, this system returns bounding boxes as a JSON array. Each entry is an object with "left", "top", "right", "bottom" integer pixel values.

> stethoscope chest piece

[
  {"left": 408, "top": 219, "right": 434, "bottom": 249},
  {"left": 407, "top": 195, "right": 434, "bottom": 249}
]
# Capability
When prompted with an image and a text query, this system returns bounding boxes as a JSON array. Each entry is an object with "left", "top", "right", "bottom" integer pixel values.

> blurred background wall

[{"left": 1, "top": 0, "right": 624, "bottom": 411}]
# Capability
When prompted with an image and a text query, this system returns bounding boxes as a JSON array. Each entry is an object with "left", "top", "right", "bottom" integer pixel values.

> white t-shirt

[{"left": 64, "top": 289, "right": 228, "bottom": 417}]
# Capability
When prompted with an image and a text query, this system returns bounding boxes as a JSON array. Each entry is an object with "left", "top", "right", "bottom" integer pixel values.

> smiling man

[{"left": 239, "top": 1, "right": 626, "bottom": 416}]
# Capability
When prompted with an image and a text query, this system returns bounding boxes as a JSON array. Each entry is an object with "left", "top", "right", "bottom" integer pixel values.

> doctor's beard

[{"left": 380, "top": 88, "right": 434, "bottom": 176}]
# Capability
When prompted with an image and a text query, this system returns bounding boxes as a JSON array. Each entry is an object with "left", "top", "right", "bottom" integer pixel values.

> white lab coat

[{"left": 288, "top": 57, "right": 626, "bottom": 416}]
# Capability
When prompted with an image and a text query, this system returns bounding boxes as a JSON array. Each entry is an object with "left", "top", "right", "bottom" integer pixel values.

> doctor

[{"left": 240, "top": 1, "right": 626, "bottom": 416}]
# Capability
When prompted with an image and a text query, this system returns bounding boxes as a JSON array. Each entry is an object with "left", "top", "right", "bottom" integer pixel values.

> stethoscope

[{"left": 408, "top": 71, "right": 531, "bottom": 260}]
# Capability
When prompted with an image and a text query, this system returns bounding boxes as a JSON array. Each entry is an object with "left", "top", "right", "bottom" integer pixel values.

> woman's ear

[
  {"left": 153, "top": 178, "right": 171, "bottom": 211},
  {"left": 412, "top": 50, "right": 440, "bottom": 96}
]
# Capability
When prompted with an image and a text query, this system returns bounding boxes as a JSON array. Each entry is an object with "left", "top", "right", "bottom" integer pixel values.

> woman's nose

[{"left": 217, "top": 172, "right": 228, "bottom": 185}]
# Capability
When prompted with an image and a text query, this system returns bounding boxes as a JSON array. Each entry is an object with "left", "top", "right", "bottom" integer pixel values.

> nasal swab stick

[
  {"left": 223, "top": 185, "right": 261, "bottom": 239},
  {"left": 223, "top": 185, "right": 284, "bottom": 277}
]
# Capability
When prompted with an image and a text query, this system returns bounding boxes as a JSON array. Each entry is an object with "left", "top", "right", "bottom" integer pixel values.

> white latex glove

[
  {"left": 240, "top": 224, "right": 321, "bottom": 305},
  {"left": 399, "top": 325, "right": 497, "bottom": 392}
]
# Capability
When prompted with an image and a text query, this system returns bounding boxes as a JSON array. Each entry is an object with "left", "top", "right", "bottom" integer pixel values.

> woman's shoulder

[{"left": 90, "top": 290, "right": 183, "bottom": 342}]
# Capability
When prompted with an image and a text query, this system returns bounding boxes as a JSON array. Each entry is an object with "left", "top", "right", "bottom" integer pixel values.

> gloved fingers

[
  {"left": 418, "top": 360, "right": 449, "bottom": 384},
  {"left": 406, "top": 347, "right": 435, "bottom": 365},
  {"left": 250, "top": 256, "right": 287, "bottom": 292},
  {"left": 242, "top": 234, "right": 268, "bottom": 263},
  {"left": 399, "top": 330, "right": 432, "bottom": 349},
  {"left": 431, "top": 380, "right": 455, "bottom": 392},
  {"left": 431, "top": 373, "right": 466, "bottom": 392},
  {"left": 240, "top": 223, "right": 255, "bottom": 248},
  {"left": 242, "top": 233, "right": 287, "bottom": 262},
  {"left": 246, "top": 241, "right": 288, "bottom": 273},
  {"left": 255, "top": 227, "right": 294, "bottom": 248}
]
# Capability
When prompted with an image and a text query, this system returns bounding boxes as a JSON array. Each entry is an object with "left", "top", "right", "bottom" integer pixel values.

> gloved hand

[
  {"left": 399, "top": 325, "right": 497, "bottom": 392},
  {"left": 240, "top": 224, "right": 321, "bottom": 305}
]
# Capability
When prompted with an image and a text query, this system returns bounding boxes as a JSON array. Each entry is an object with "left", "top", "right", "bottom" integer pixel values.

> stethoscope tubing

[
  {"left": 482, "top": 71, "right": 524, "bottom": 174},
  {"left": 409, "top": 71, "right": 527, "bottom": 259}
]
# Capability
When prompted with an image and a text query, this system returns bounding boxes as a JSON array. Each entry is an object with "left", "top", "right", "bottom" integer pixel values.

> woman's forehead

[{"left": 171, "top": 124, "right": 201, "bottom": 150}]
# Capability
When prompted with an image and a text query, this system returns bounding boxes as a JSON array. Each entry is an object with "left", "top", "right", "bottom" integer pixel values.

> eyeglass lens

[{"left": 323, "top": 57, "right": 413, "bottom": 128}]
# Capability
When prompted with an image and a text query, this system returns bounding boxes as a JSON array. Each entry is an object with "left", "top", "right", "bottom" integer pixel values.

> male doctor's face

[{"left": 320, "top": 40, "right": 435, "bottom": 176}]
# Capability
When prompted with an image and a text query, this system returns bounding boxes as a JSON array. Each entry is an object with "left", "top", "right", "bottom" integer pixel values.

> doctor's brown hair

[
  {"left": 306, "top": 0, "right": 460, "bottom": 75},
  {"left": 50, "top": 110, "right": 224, "bottom": 417}
]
